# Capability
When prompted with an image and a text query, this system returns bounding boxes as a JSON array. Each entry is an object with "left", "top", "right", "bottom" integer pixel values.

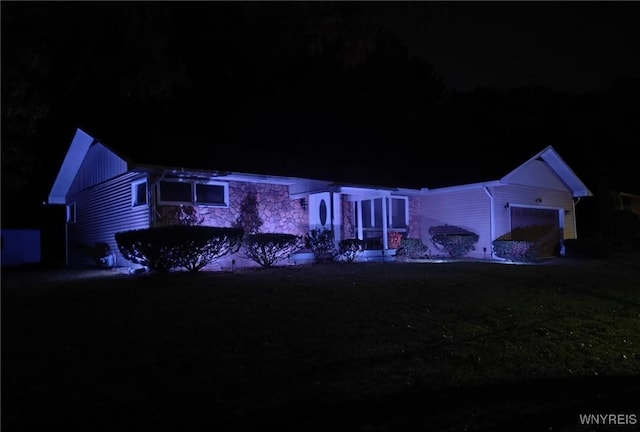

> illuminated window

[
  {"left": 132, "top": 180, "right": 148, "bottom": 207},
  {"left": 158, "top": 179, "right": 228, "bottom": 207}
]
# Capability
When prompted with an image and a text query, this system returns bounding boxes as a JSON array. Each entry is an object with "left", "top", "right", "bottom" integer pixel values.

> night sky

[{"left": 2, "top": 2, "right": 639, "bottom": 229}]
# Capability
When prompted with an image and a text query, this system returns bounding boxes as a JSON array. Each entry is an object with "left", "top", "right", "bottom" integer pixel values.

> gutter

[{"left": 483, "top": 185, "right": 507, "bottom": 261}]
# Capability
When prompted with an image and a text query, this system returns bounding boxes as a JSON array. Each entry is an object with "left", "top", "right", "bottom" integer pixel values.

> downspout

[
  {"left": 330, "top": 191, "right": 336, "bottom": 248},
  {"left": 573, "top": 197, "right": 581, "bottom": 239},
  {"left": 382, "top": 197, "right": 388, "bottom": 250},
  {"left": 65, "top": 212, "right": 69, "bottom": 267},
  {"left": 357, "top": 200, "right": 363, "bottom": 241},
  {"left": 483, "top": 186, "right": 504, "bottom": 261}
]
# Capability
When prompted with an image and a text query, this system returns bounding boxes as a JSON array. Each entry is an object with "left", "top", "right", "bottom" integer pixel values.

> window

[
  {"left": 67, "top": 202, "right": 76, "bottom": 224},
  {"left": 159, "top": 180, "right": 192, "bottom": 203},
  {"left": 158, "top": 179, "right": 228, "bottom": 207},
  {"left": 388, "top": 197, "right": 407, "bottom": 228},
  {"left": 195, "top": 183, "right": 226, "bottom": 205},
  {"left": 132, "top": 180, "right": 148, "bottom": 207},
  {"left": 355, "top": 197, "right": 407, "bottom": 229}
]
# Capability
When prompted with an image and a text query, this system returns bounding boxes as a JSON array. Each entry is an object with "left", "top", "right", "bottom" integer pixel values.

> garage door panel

[{"left": 511, "top": 207, "right": 561, "bottom": 257}]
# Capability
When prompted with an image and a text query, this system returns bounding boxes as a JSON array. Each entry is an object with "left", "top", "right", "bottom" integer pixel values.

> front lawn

[{"left": 2, "top": 257, "right": 639, "bottom": 431}]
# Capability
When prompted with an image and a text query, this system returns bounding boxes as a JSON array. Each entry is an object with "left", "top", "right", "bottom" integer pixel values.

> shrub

[
  {"left": 396, "top": 238, "right": 429, "bottom": 259},
  {"left": 175, "top": 226, "right": 244, "bottom": 272},
  {"left": 336, "top": 238, "right": 366, "bottom": 263},
  {"left": 429, "top": 225, "right": 479, "bottom": 258},
  {"left": 492, "top": 240, "right": 539, "bottom": 262},
  {"left": 243, "top": 233, "right": 303, "bottom": 268},
  {"left": 115, "top": 226, "right": 244, "bottom": 273},
  {"left": 304, "top": 228, "right": 335, "bottom": 263}
]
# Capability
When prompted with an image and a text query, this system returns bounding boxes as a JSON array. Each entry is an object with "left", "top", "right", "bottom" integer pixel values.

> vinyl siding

[
  {"left": 67, "top": 172, "right": 150, "bottom": 267},
  {"left": 420, "top": 187, "right": 491, "bottom": 258},
  {"left": 506, "top": 159, "right": 571, "bottom": 191},
  {"left": 492, "top": 184, "right": 577, "bottom": 240},
  {"left": 68, "top": 143, "right": 128, "bottom": 195}
]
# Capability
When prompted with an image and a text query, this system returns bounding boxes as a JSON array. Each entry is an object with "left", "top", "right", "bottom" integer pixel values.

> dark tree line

[{"left": 2, "top": 2, "right": 638, "bottom": 238}]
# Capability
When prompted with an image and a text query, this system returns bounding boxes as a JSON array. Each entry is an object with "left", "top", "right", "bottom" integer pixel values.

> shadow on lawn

[{"left": 237, "top": 374, "right": 640, "bottom": 432}]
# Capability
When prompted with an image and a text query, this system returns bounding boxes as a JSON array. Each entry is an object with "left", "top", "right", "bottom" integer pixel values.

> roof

[
  {"left": 51, "top": 119, "right": 594, "bottom": 199},
  {"left": 500, "top": 145, "right": 593, "bottom": 197}
]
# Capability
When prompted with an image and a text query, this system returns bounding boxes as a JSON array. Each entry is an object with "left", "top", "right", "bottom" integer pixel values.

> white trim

[
  {"left": 423, "top": 181, "right": 502, "bottom": 195},
  {"left": 48, "top": 128, "right": 95, "bottom": 204},
  {"left": 195, "top": 180, "right": 230, "bottom": 206},
  {"left": 131, "top": 178, "right": 148, "bottom": 207}
]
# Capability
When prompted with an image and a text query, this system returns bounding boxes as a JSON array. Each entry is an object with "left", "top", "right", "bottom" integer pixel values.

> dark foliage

[
  {"left": 243, "top": 233, "right": 302, "bottom": 268},
  {"left": 429, "top": 225, "right": 479, "bottom": 258},
  {"left": 115, "top": 226, "right": 244, "bottom": 273},
  {"left": 304, "top": 229, "right": 336, "bottom": 263},
  {"left": 564, "top": 237, "right": 611, "bottom": 259},
  {"left": 396, "top": 237, "right": 429, "bottom": 259},
  {"left": 336, "top": 238, "right": 366, "bottom": 263},
  {"left": 492, "top": 240, "right": 539, "bottom": 262}
]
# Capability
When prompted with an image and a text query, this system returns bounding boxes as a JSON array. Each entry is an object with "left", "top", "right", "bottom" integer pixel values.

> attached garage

[{"left": 510, "top": 206, "right": 562, "bottom": 258}]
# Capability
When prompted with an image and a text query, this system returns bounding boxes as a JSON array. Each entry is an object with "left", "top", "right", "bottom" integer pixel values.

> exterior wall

[
  {"left": 155, "top": 181, "right": 308, "bottom": 270},
  {"left": 492, "top": 183, "right": 576, "bottom": 240},
  {"left": 341, "top": 194, "right": 355, "bottom": 240},
  {"left": 420, "top": 187, "right": 491, "bottom": 259},
  {"left": 68, "top": 143, "right": 128, "bottom": 195},
  {"left": 67, "top": 172, "right": 150, "bottom": 267},
  {"left": 507, "top": 159, "right": 573, "bottom": 191},
  {"left": 407, "top": 196, "right": 422, "bottom": 239}
]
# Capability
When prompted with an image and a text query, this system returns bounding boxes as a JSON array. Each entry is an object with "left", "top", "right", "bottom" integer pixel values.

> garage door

[{"left": 510, "top": 207, "right": 561, "bottom": 258}]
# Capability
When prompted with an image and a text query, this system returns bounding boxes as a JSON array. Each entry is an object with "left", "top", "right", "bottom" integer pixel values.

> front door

[{"left": 309, "top": 192, "right": 332, "bottom": 231}]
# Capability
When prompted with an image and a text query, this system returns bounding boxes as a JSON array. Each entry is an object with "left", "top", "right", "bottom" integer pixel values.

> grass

[{"left": 2, "top": 256, "right": 639, "bottom": 431}]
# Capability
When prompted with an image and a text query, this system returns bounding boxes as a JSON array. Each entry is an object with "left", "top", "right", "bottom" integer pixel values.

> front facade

[
  {"left": 49, "top": 128, "right": 423, "bottom": 269},
  {"left": 48, "top": 128, "right": 592, "bottom": 269}
]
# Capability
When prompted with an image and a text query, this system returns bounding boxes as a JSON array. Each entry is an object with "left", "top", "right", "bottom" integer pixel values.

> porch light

[{"left": 300, "top": 198, "right": 307, "bottom": 210}]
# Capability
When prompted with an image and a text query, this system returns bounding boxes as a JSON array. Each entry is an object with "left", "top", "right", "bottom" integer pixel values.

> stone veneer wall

[
  {"left": 156, "top": 181, "right": 308, "bottom": 236},
  {"left": 407, "top": 196, "right": 422, "bottom": 239},
  {"left": 341, "top": 194, "right": 356, "bottom": 240}
]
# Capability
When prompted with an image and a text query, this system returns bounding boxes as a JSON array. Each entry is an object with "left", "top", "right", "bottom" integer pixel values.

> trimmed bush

[
  {"left": 429, "top": 225, "right": 479, "bottom": 258},
  {"left": 243, "top": 233, "right": 303, "bottom": 268},
  {"left": 304, "top": 228, "right": 335, "bottom": 263},
  {"left": 115, "top": 226, "right": 244, "bottom": 273},
  {"left": 492, "top": 240, "right": 539, "bottom": 262},
  {"left": 336, "top": 238, "right": 366, "bottom": 263},
  {"left": 396, "top": 238, "right": 429, "bottom": 259}
]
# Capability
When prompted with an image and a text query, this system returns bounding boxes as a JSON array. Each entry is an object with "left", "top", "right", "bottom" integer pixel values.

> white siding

[
  {"left": 506, "top": 159, "right": 570, "bottom": 191},
  {"left": 67, "top": 172, "right": 150, "bottom": 267},
  {"left": 68, "top": 143, "right": 128, "bottom": 195},
  {"left": 420, "top": 187, "right": 491, "bottom": 259},
  {"left": 493, "top": 184, "right": 577, "bottom": 240}
]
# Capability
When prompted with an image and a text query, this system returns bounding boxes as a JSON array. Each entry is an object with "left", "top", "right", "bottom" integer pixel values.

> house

[{"left": 47, "top": 127, "right": 592, "bottom": 269}]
